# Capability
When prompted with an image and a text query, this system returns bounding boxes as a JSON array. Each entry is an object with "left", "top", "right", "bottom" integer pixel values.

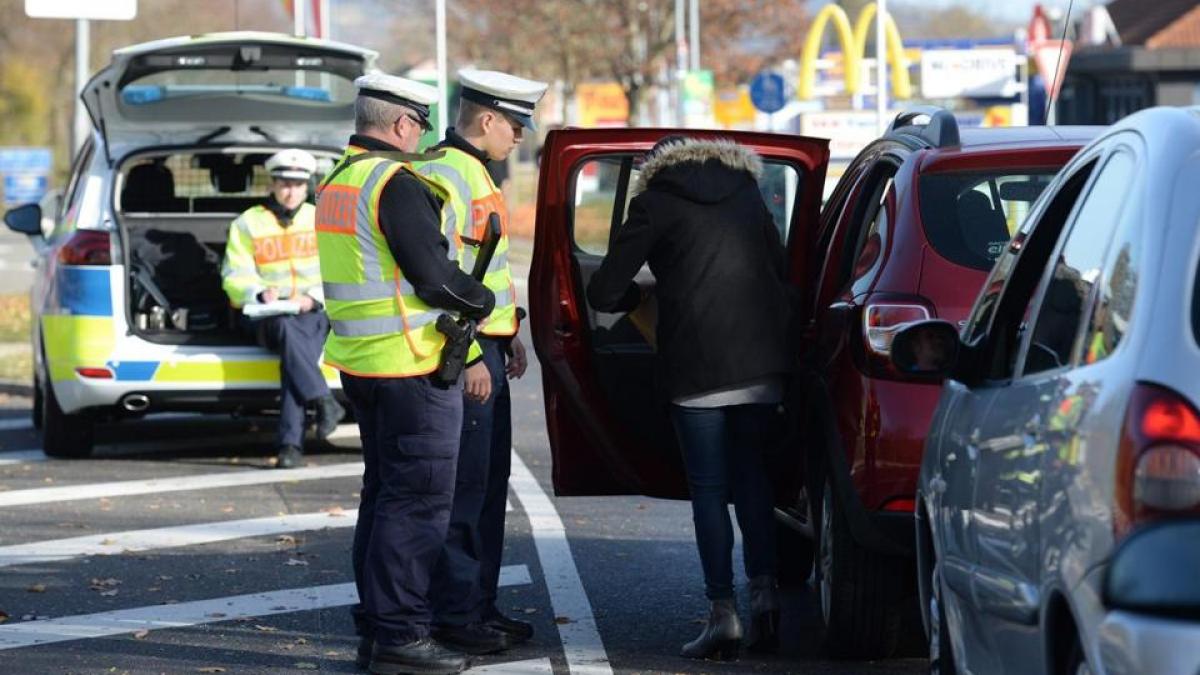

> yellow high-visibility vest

[
  {"left": 414, "top": 146, "right": 518, "bottom": 337},
  {"left": 315, "top": 146, "right": 477, "bottom": 378},
  {"left": 221, "top": 204, "right": 321, "bottom": 308}
]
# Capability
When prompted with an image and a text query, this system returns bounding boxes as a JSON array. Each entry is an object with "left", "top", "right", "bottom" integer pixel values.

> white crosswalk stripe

[
  {"left": 0, "top": 462, "right": 365, "bottom": 508},
  {"left": 0, "top": 565, "right": 532, "bottom": 651},
  {"left": 471, "top": 658, "right": 554, "bottom": 673},
  {"left": 0, "top": 509, "right": 360, "bottom": 568}
]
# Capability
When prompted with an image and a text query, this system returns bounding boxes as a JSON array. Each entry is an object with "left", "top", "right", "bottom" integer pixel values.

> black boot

[
  {"left": 369, "top": 638, "right": 469, "bottom": 675},
  {"left": 316, "top": 395, "right": 346, "bottom": 439},
  {"left": 431, "top": 623, "right": 511, "bottom": 655},
  {"left": 482, "top": 609, "right": 534, "bottom": 644},
  {"left": 275, "top": 444, "right": 303, "bottom": 469},
  {"left": 681, "top": 598, "right": 742, "bottom": 660},
  {"left": 746, "top": 575, "right": 781, "bottom": 652}
]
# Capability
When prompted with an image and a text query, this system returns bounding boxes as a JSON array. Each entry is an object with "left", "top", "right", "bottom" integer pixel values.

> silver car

[
  {"left": 888, "top": 106, "right": 1200, "bottom": 674},
  {"left": 1098, "top": 519, "right": 1200, "bottom": 675}
]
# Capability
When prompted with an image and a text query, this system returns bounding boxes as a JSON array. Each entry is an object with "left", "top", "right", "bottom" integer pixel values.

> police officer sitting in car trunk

[{"left": 221, "top": 149, "right": 345, "bottom": 469}]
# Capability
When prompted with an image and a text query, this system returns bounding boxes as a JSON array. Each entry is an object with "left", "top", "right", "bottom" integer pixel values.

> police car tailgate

[{"left": 82, "top": 32, "right": 378, "bottom": 152}]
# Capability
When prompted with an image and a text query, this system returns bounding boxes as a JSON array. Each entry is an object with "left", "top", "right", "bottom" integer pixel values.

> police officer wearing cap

[
  {"left": 414, "top": 68, "right": 547, "bottom": 656},
  {"left": 316, "top": 72, "right": 495, "bottom": 675},
  {"left": 221, "top": 149, "right": 344, "bottom": 470}
]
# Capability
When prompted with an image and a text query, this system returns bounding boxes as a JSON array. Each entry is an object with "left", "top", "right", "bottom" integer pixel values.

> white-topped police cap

[
  {"left": 265, "top": 149, "right": 316, "bottom": 181},
  {"left": 458, "top": 68, "right": 548, "bottom": 130},
  {"left": 354, "top": 72, "right": 439, "bottom": 123}
]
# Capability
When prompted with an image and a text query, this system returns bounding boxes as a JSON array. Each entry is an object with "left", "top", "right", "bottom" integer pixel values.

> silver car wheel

[{"left": 819, "top": 483, "right": 834, "bottom": 626}]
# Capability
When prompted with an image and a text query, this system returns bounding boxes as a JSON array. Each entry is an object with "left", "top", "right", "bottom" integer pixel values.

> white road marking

[
  {"left": 0, "top": 509, "right": 360, "bottom": 568},
  {"left": 510, "top": 449, "right": 612, "bottom": 674},
  {"left": 0, "top": 462, "right": 365, "bottom": 508},
  {"left": 0, "top": 565, "right": 532, "bottom": 651},
  {"left": 0, "top": 450, "right": 45, "bottom": 466},
  {"left": 470, "top": 658, "right": 554, "bottom": 673}
]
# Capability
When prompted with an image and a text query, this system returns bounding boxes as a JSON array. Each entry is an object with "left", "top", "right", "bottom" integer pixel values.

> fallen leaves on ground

[
  {"left": 321, "top": 505, "right": 347, "bottom": 517},
  {"left": 294, "top": 664, "right": 318, "bottom": 670},
  {"left": 26, "top": 584, "right": 45, "bottom": 593},
  {"left": 275, "top": 535, "right": 296, "bottom": 546},
  {"left": 284, "top": 559, "right": 308, "bottom": 567},
  {"left": 0, "top": 610, "right": 8, "bottom": 624},
  {"left": 89, "top": 578, "right": 121, "bottom": 592},
  {"left": 555, "top": 616, "right": 574, "bottom": 625},
  {"left": 196, "top": 668, "right": 226, "bottom": 673},
  {"left": 254, "top": 624, "right": 278, "bottom": 632},
  {"left": 132, "top": 630, "right": 149, "bottom": 639}
]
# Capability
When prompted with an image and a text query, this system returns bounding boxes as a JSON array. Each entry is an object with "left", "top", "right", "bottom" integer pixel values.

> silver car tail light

[
  {"left": 1115, "top": 383, "right": 1200, "bottom": 537},
  {"left": 1134, "top": 445, "right": 1200, "bottom": 510}
]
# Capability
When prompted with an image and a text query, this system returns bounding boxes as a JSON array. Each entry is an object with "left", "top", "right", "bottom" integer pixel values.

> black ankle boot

[
  {"left": 746, "top": 575, "right": 781, "bottom": 652},
  {"left": 369, "top": 638, "right": 469, "bottom": 675},
  {"left": 681, "top": 598, "right": 742, "bottom": 660}
]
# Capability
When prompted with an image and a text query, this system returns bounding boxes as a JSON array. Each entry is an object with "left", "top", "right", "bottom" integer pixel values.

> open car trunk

[{"left": 118, "top": 146, "right": 340, "bottom": 346}]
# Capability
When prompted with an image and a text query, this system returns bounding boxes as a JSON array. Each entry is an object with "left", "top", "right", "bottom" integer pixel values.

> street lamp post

[
  {"left": 876, "top": 0, "right": 888, "bottom": 135},
  {"left": 74, "top": 19, "right": 90, "bottom": 153},
  {"left": 688, "top": 0, "right": 699, "bottom": 71},
  {"left": 436, "top": 0, "right": 448, "bottom": 138}
]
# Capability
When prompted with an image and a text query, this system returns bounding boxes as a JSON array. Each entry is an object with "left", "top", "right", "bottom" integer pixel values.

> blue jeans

[{"left": 671, "top": 404, "right": 778, "bottom": 601}]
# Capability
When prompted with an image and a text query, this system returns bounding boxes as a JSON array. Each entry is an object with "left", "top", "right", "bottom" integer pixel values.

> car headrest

[
  {"left": 122, "top": 163, "right": 181, "bottom": 212},
  {"left": 956, "top": 190, "right": 1010, "bottom": 263}
]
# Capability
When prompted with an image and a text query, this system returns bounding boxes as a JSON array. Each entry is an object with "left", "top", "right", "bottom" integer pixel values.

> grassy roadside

[{"left": 0, "top": 294, "right": 32, "bottom": 384}]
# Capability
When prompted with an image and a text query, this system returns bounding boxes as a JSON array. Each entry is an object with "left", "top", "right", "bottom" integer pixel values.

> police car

[{"left": 2, "top": 33, "right": 377, "bottom": 458}]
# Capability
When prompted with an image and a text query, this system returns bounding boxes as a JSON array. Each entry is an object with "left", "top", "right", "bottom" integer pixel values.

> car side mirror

[
  {"left": 890, "top": 320, "right": 960, "bottom": 380},
  {"left": 1104, "top": 520, "right": 1200, "bottom": 618},
  {"left": 5, "top": 203, "right": 43, "bottom": 236}
]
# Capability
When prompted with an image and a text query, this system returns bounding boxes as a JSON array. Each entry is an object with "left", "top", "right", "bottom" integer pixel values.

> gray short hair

[{"left": 355, "top": 95, "right": 412, "bottom": 133}]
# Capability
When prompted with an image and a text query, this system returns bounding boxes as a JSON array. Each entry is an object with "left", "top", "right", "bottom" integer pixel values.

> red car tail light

[
  {"left": 58, "top": 230, "right": 111, "bottom": 266},
  {"left": 863, "top": 303, "right": 930, "bottom": 357},
  {"left": 1115, "top": 383, "right": 1200, "bottom": 537},
  {"left": 75, "top": 367, "right": 114, "bottom": 379}
]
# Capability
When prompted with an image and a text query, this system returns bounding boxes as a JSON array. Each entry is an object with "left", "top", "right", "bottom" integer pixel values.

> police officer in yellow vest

[
  {"left": 221, "top": 149, "right": 344, "bottom": 470},
  {"left": 316, "top": 72, "right": 495, "bottom": 675},
  {"left": 414, "top": 68, "right": 547, "bottom": 655}
]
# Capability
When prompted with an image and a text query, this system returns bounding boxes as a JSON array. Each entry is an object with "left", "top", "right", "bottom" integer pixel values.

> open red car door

[{"left": 529, "top": 128, "right": 829, "bottom": 498}]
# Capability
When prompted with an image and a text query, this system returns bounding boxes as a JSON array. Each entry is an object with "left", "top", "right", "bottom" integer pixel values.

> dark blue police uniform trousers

[
  {"left": 248, "top": 311, "right": 331, "bottom": 448},
  {"left": 342, "top": 371, "right": 463, "bottom": 645},
  {"left": 429, "top": 337, "right": 512, "bottom": 625}
]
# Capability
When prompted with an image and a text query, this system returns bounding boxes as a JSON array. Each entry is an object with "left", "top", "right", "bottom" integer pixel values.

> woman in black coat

[{"left": 587, "top": 136, "right": 792, "bottom": 660}]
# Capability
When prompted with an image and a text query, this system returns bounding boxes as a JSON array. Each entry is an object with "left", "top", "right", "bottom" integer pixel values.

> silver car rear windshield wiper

[{"left": 195, "top": 126, "right": 233, "bottom": 144}]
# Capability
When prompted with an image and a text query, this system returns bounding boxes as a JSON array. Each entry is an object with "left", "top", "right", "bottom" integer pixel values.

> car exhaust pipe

[{"left": 121, "top": 394, "right": 150, "bottom": 413}]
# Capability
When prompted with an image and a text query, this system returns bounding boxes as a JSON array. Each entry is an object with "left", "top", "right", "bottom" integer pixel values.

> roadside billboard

[
  {"left": 920, "top": 48, "right": 1021, "bottom": 99},
  {"left": 577, "top": 83, "right": 629, "bottom": 128}
]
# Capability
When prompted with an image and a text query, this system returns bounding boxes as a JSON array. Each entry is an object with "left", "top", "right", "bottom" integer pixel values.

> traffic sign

[
  {"left": 0, "top": 147, "right": 53, "bottom": 207},
  {"left": 749, "top": 72, "right": 787, "bottom": 114},
  {"left": 25, "top": 0, "right": 136, "bottom": 20}
]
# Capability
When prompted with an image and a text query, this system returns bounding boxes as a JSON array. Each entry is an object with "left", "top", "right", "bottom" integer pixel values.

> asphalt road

[{"left": 0, "top": 262, "right": 927, "bottom": 674}]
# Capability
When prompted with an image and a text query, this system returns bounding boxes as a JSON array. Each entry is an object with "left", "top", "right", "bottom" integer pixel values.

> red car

[{"left": 528, "top": 111, "right": 1100, "bottom": 658}]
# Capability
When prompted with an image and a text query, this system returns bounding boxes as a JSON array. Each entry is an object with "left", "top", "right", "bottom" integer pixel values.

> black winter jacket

[{"left": 586, "top": 138, "right": 793, "bottom": 400}]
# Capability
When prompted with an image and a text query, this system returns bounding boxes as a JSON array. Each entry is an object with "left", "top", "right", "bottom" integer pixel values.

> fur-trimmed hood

[{"left": 633, "top": 138, "right": 763, "bottom": 203}]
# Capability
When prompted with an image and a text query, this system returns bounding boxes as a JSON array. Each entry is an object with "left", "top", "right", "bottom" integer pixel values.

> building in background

[{"left": 1058, "top": 0, "right": 1200, "bottom": 124}]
